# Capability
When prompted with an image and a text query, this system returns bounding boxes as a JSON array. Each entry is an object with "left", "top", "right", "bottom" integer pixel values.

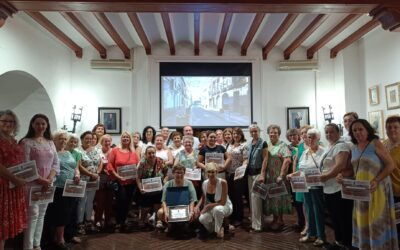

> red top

[{"left": 106, "top": 147, "right": 139, "bottom": 185}]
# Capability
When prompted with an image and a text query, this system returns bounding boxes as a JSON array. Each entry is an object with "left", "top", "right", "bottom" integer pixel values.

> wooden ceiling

[{"left": 1, "top": 1, "right": 400, "bottom": 60}]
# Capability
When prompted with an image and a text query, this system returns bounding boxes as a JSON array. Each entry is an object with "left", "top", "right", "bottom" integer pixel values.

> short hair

[
  {"left": 132, "top": 131, "right": 141, "bottom": 140},
  {"left": 145, "top": 145, "right": 156, "bottom": 154},
  {"left": 205, "top": 162, "right": 218, "bottom": 174},
  {"left": 171, "top": 131, "right": 183, "bottom": 140},
  {"left": 99, "top": 134, "right": 112, "bottom": 145},
  {"left": 155, "top": 134, "right": 164, "bottom": 140},
  {"left": 343, "top": 112, "right": 359, "bottom": 120},
  {"left": 307, "top": 128, "right": 321, "bottom": 140},
  {"left": 172, "top": 164, "right": 186, "bottom": 173},
  {"left": 248, "top": 123, "right": 260, "bottom": 132},
  {"left": 53, "top": 129, "right": 69, "bottom": 141},
  {"left": 300, "top": 125, "right": 312, "bottom": 132},
  {"left": 0, "top": 109, "right": 20, "bottom": 135},
  {"left": 386, "top": 115, "right": 400, "bottom": 128},
  {"left": 142, "top": 126, "right": 156, "bottom": 144},
  {"left": 325, "top": 123, "right": 340, "bottom": 133},
  {"left": 206, "top": 130, "right": 216, "bottom": 137},
  {"left": 267, "top": 124, "right": 281, "bottom": 135},
  {"left": 69, "top": 133, "right": 79, "bottom": 141},
  {"left": 349, "top": 119, "right": 379, "bottom": 144},
  {"left": 80, "top": 131, "right": 92, "bottom": 141},
  {"left": 286, "top": 128, "right": 300, "bottom": 141},
  {"left": 232, "top": 127, "right": 246, "bottom": 143},
  {"left": 92, "top": 123, "right": 107, "bottom": 135},
  {"left": 182, "top": 135, "right": 194, "bottom": 143}
]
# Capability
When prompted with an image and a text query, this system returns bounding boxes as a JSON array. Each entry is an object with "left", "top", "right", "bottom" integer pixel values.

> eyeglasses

[{"left": 0, "top": 120, "right": 15, "bottom": 124}]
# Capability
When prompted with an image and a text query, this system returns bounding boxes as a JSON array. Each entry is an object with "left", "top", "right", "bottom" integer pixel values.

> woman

[
  {"left": 132, "top": 131, "right": 143, "bottom": 158},
  {"left": 21, "top": 114, "right": 59, "bottom": 250},
  {"left": 195, "top": 162, "right": 232, "bottom": 239},
  {"left": 107, "top": 132, "right": 139, "bottom": 232},
  {"left": 94, "top": 134, "right": 114, "bottom": 231},
  {"left": 168, "top": 131, "right": 184, "bottom": 158},
  {"left": 197, "top": 131, "right": 231, "bottom": 176},
  {"left": 92, "top": 124, "right": 106, "bottom": 149},
  {"left": 343, "top": 112, "right": 358, "bottom": 143},
  {"left": 348, "top": 119, "right": 397, "bottom": 249},
  {"left": 76, "top": 131, "right": 101, "bottom": 234},
  {"left": 136, "top": 146, "right": 166, "bottom": 228},
  {"left": 198, "top": 131, "right": 208, "bottom": 151},
  {"left": 264, "top": 125, "right": 292, "bottom": 231},
  {"left": 384, "top": 115, "right": 400, "bottom": 240},
  {"left": 226, "top": 127, "right": 248, "bottom": 227},
  {"left": 155, "top": 135, "right": 173, "bottom": 166},
  {"left": 141, "top": 126, "right": 156, "bottom": 157},
  {"left": 0, "top": 110, "right": 27, "bottom": 250},
  {"left": 46, "top": 130, "right": 80, "bottom": 250},
  {"left": 174, "top": 135, "right": 201, "bottom": 198},
  {"left": 292, "top": 128, "right": 326, "bottom": 247},
  {"left": 91, "top": 134, "right": 98, "bottom": 147},
  {"left": 246, "top": 123, "right": 268, "bottom": 232},
  {"left": 320, "top": 124, "right": 353, "bottom": 249},
  {"left": 222, "top": 128, "right": 233, "bottom": 149}
]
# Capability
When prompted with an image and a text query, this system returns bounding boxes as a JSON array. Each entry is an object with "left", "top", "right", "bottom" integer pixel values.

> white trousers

[
  {"left": 199, "top": 203, "right": 232, "bottom": 233},
  {"left": 248, "top": 175, "right": 264, "bottom": 230},
  {"left": 23, "top": 203, "right": 48, "bottom": 250}
]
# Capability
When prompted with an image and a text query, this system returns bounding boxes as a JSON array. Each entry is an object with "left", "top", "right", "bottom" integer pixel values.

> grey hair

[
  {"left": 182, "top": 135, "right": 194, "bottom": 143},
  {"left": 53, "top": 129, "right": 69, "bottom": 141},
  {"left": 68, "top": 133, "right": 80, "bottom": 141},
  {"left": 248, "top": 123, "right": 260, "bottom": 132},
  {"left": 307, "top": 128, "right": 321, "bottom": 140},
  {"left": 267, "top": 124, "right": 281, "bottom": 135},
  {"left": 0, "top": 109, "right": 20, "bottom": 135}
]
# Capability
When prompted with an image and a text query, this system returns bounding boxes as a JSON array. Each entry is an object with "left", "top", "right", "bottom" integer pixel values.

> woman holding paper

[
  {"left": 136, "top": 146, "right": 166, "bottom": 229},
  {"left": 320, "top": 123, "right": 353, "bottom": 249},
  {"left": 347, "top": 119, "right": 397, "bottom": 250},
  {"left": 46, "top": 130, "right": 80, "bottom": 249},
  {"left": 226, "top": 127, "right": 248, "bottom": 227},
  {"left": 0, "top": 110, "right": 27, "bottom": 250},
  {"left": 107, "top": 132, "right": 139, "bottom": 232},
  {"left": 20, "top": 113, "right": 59, "bottom": 250},
  {"left": 195, "top": 162, "right": 232, "bottom": 239}
]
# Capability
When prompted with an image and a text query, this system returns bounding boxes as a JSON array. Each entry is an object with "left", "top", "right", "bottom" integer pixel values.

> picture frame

[
  {"left": 385, "top": 82, "right": 400, "bottom": 110},
  {"left": 287, "top": 107, "right": 310, "bottom": 129},
  {"left": 98, "top": 107, "right": 122, "bottom": 134},
  {"left": 368, "top": 85, "right": 380, "bottom": 105},
  {"left": 368, "top": 110, "right": 384, "bottom": 139}
]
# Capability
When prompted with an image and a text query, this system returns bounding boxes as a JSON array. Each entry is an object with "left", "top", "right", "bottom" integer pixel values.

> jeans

[
  {"left": 303, "top": 187, "right": 325, "bottom": 240},
  {"left": 77, "top": 190, "right": 96, "bottom": 223},
  {"left": 23, "top": 203, "right": 48, "bottom": 250}
]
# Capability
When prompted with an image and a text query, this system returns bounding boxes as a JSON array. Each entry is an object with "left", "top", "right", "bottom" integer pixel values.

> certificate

[
  {"left": 29, "top": 186, "right": 55, "bottom": 206},
  {"left": 290, "top": 176, "right": 309, "bottom": 193},
  {"left": 234, "top": 165, "right": 246, "bottom": 180},
  {"left": 142, "top": 177, "right": 163, "bottom": 192},
  {"left": 252, "top": 181, "right": 268, "bottom": 200},
  {"left": 117, "top": 164, "right": 137, "bottom": 179},
  {"left": 341, "top": 179, "right": 370, "bottom": 201},
  {"left": 168, "top": 205, "right": 190, "bottom": 222},
  {"left": 8, "top": 160, "right": 39, "bottom": 188},
  {"left": 395, "top": 203, "right": 400, "bottom": 225},
  {"left": 266, "top": 183, "right": 288, "bottom": 198},
  {"left": 184, "top": 168, "right": 201, "bottom": 181},
  {"left": 63, "top": 179, "right": 86, "bottom": 198},
  {"left": 205, "top": 152, "right": 225, "bottom": 169},
  {"left": 303, "top": 168, "right": 324, "bottom": 187},
  {"left": 85, "top": 180, "right": 100, "bottom": 191}
]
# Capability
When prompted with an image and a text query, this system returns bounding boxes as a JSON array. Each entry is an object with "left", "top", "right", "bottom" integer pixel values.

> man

[
  {"left": 342, "top": 112, "right": 358, "bottom": 143},
  {"left": 183, "top": 125, "right": 200, "bottom": 149}
]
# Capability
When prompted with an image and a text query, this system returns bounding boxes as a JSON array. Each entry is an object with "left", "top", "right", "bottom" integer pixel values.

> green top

[{"left": 161, "top": 179, "right": 197, "bottom": 203}]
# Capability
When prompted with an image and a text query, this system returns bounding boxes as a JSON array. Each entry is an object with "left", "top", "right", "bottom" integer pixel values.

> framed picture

[
  {"left": 385, "top": 82, "right": 400, "bottom": 110},
  {"left": 287, "top": 107, "right": 310, "bottom": 129},
  {"left": 368, "top": 110, "right": 384, "bottom": 139},
  {"left": 368, "top": 85, "right": 379, "bottom": 105},
  {"left": 98, "top": 107, "right": 121, "bottom": 134}
]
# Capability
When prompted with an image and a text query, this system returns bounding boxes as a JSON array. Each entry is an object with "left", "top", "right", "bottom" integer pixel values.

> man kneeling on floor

[{"left": 157, "top": 164, "right": 197, "bottom": 238}]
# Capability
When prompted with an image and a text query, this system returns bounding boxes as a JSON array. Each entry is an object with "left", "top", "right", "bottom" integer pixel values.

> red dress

[{"left": 0, "top": 138, "right": 27, "bottom": 240}]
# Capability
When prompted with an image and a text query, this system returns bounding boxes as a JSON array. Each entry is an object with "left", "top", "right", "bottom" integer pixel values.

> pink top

[
  {"left": 21, "top": 138, "right": 60, "bottom": 183},
  {"left": 107, "top": 147, "right": 139, "bottom": 185}
]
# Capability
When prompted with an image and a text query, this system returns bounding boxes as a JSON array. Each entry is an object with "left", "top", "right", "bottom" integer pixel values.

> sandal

[{"left": 299, "top": 235, "right": 317, "bottom": 243}]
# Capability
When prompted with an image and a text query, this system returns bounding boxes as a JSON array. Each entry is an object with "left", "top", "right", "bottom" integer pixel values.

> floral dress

[
  {"left": 263, "top": 140, "right": 292, "bottom": 215},
  {"left": 0, "top": 138, "right": 27, "bottom": 240},
  {"left": 77, "top": 146, "right": 101, "bottom": 181}
]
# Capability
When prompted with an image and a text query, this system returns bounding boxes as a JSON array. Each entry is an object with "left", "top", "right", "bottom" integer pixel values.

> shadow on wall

[{"left": 0, "top": 70, "right": 56, "bottom": 140}]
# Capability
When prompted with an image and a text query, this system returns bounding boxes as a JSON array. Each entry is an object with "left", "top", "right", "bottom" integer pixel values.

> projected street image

[{"left": 161, "top": 76, "right": 251, "bottom": 127}]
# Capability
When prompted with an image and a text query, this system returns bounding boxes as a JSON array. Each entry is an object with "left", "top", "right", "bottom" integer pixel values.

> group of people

[{"left": 0, "top": 109, "right": 399, "bottom": 250}]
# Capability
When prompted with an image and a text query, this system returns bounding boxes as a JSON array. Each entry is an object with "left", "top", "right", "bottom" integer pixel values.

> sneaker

[
  {"left": 155, "top": 220, "right": 164, "bottom": 229},
  {"left": 299, "top": 235, "right": 317, "bottom": 243},
  {"left": 300, "top": 227, "right": 308, "bottom": 236},
  {"left": 313, "top": 238, "right": 326, "bottom": 247}
]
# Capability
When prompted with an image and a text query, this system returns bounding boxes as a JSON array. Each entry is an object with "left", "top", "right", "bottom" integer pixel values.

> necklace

[{"left": 386, "top": 140, "right": 400, "bottom": 151}]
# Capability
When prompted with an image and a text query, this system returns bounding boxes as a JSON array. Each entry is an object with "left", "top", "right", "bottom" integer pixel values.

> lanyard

[
  {"left": 355, "top": 141, "right": 371, "bottom": 175},
  {"left": 319, "top": 141, "right": 344, "bottom": 171}
]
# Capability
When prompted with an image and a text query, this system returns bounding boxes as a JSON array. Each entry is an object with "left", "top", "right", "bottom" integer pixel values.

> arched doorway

[{"left": 0, "top": 70, "right": 57, "bottom": 140}]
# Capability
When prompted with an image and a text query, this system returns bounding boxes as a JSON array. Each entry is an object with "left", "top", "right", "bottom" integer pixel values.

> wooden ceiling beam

[
  {"left": 0, "top": 2, "right": 17, "bottom": 27},
  {"left": 61, "top": 12, "right": 107, "bottom": 58},
  {"left": 330, "top": 19, "right": 379, "bottom": 58},
  {"left": 217, "top": 13, "right": 233, "bottom": 56},
  {"left": 94, "top": 12, "right": 130, "bottom": 59},
  {"left": 127, "top": 12, "right": 151, "bottom": 55},
  {"left": 161, "top": 12, "right": 175, "bottom": 55},
  {"left": 241, "top": 13, "right": 265, "bottom": 56},
  {"left": 8, "top": 1, "right": 381, "bottom": 14},
  {"left": 194, "top": 12, "right": 200, "bottom": 55},
  {"left": 283, "top": 14, "right": 327, "bottom": 59},
  {"left": 262, "top": 13, "right": 298, "bottom": 60},
  {"left": 307, "top": 13, "right": 361, "bottom": 59},
  {"left": 25, "top": 11, "right": 83, "bottom": 57},
  {"left": 370, "top": 5, "right": 400, "bottom": 32}
]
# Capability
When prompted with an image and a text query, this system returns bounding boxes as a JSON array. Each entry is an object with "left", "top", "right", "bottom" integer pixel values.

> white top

[
  {"left": 298, "top": 146, "right": 325, "bottom": 189},
  {"left": 321, "top": 140, "right": 350, "bottom": 194},
  {"left": 169, "top": 145, "right": 184, "bottom": 158},
  {"left": 202, "top": 178, "right": 232, "bottom": 206},
  {"left": 156, "top": 149, "right": 169, "bottom": 161}
]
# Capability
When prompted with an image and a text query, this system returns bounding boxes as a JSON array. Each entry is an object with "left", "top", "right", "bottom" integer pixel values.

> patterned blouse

[
  {"left": 76, "top": 146, "right": 101, "bottom": 181},
  {"left": 227, "top": 142, "right": 248, "bottom": 174},
  {"left": 137, "top": 157, "right": 165, "bottom": 179}
]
